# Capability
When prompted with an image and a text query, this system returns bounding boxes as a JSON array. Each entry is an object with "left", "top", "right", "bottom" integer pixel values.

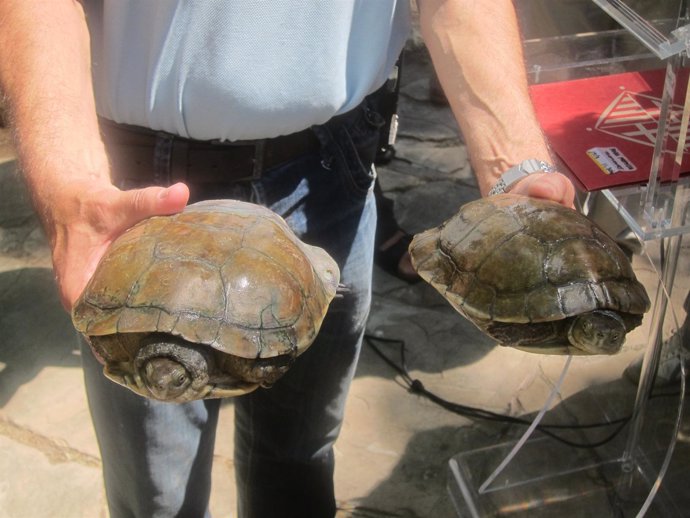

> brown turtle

[
  {"left": 409, "top": 194, "right": 650, "bottom": 355},
  {"left": 72, "top": 200, "right": 340, "bottom": 402}
]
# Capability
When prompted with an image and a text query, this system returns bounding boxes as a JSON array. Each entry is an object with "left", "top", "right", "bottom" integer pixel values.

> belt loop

[
  {"left": 252, "top": 140, "right": 266, "bottom": 180},
  {"left": 154, "top": 134, "right": 174, "bottom": 185},
  {"left": 171, "top": 138, "right": 189, "bottom": 184}
]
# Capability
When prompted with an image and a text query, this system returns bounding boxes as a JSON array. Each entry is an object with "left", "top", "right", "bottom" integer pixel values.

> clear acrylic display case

[
  {"left": 521, "top": 0, "right": 690, "bottom": 239},
  {"left": 448, "top": 1, "right": 690, "bottom": 516}
]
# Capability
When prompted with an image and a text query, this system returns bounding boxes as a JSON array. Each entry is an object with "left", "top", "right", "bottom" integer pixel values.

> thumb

[
  {"left": 113, "top": 182, "right": 190, "bottom": 231},
  {"left": 49, "top": 182, "right": 190, "bottom": 311},
  {"left": 512, "top": 172, "right": 575, "bottom": 209}
]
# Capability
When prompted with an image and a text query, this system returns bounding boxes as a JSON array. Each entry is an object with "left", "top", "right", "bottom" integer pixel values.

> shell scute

[
  {"left": 476, "top": 233, "right": 547, "bottom": 295},
  {"left": 116, "top": 306, "right": 162, "bottom": 334},
  {"left": 128, "top": 258, "right": 226, "bottom": 322},
  {"left": 545, "top": 237, "right": 622, "bottom": 286},
  {"left": 525, "top": 284, "right": 565, "bottom": 322},
  {"left": 441, "top": 210, "right": 522, "bottom": 273},
  {"left": 82, "top": 235, "right": 157, "bottom": 310},
  {"left": 221, "top": 247, "right": 303, "bottom": 332}
]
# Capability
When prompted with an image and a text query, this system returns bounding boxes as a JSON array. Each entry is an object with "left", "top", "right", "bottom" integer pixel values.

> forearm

[
  {"left": 418, "top": 0, "right": 553, "bottom": 195},
  {"left": 0, "top": 0, "right": 111, "bottom": 223},
  {"left": 0, "top": 0, "right": 189, "bottom": 309}
]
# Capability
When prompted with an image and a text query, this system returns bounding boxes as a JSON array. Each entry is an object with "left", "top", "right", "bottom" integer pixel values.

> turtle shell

[
  {"left": 409, "top": 194, "right": 650, "bottom": 355},
  {"left": 72, "top": 200, "right": 340, "bottom": 401}
]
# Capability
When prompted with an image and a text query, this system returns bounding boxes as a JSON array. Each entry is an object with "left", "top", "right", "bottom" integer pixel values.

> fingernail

[{"left": 157, "top": 188, "right": 169, "bottom": 200}]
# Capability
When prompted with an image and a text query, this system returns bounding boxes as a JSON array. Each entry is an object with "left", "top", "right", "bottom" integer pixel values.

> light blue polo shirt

[{"left": 86, "top": 1, "right": 411, "bottom": 141}]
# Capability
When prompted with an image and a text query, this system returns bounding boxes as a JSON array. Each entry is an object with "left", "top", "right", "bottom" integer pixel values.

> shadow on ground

[
  {"left": 346, "top": 374, "right": 689, "bottom": 518},
  {"left": 0, "top": 267, "right": 79, "bottom": 406},
  {"left": 362, "top": 267, "right": 499, "bottom": 381}
]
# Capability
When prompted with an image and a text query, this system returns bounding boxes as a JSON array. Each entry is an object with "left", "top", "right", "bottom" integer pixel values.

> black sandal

[
  {"left": 373, "top": 177, "right": 420, "bottom": 283},
  {"left": 374, "top": 232, "right": 420, "bottom": 283}
]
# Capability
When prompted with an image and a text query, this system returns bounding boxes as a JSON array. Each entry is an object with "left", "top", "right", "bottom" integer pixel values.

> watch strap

[{"left": 488, "top": 159, "right": 555, "bottom": 196}]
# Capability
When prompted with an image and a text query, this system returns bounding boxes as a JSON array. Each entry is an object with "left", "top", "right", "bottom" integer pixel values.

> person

[{"left": 0, "top": 1, "right": 575, "bottom": 517}]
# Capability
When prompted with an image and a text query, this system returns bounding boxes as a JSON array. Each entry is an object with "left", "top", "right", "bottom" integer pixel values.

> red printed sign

[{"left": 531, "top": 68, "right": 690, "bottom": 191}]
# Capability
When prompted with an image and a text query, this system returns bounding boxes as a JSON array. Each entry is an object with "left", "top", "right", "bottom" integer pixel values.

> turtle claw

[{"left": 335, "top": 283, "right": 351, "bottom": 298}]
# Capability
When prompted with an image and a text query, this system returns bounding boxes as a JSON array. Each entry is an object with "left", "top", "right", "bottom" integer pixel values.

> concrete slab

[{"left": 0, "top": 435, "right": 105, "bottom": 518}]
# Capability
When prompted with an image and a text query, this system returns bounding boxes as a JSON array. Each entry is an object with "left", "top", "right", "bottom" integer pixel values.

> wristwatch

[{"left": 488, "top": 159, "right": 556, "bottom": 196}]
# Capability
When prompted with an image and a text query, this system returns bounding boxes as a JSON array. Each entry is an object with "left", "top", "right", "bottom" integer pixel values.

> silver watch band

[{"left": 488, "top": 159, "right": 556, "bottom": 196}]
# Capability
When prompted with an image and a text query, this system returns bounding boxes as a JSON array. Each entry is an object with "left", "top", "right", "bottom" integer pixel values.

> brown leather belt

[{"left": 99, "top": 117, "right": 322, "bottom": 185}]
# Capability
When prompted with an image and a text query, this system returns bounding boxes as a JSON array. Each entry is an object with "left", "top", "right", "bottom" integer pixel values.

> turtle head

[
  {"left": 132, "top": 336, "right": 213, "bottom": 402},
  {"left": 567, "top": 310, "right": 626, "bottom": 355},
  {"left": 142, "top": 356, "right": 193, "bottom": 400}
]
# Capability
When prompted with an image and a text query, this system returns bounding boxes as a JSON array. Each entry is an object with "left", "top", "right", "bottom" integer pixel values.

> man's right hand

[{"left": 48, "top": 180, "right": 190, "bottom": 311}]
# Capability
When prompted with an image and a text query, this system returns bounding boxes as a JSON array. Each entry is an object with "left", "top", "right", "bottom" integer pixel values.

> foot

[{"left": 375, "top": 230, "right": 419, "bottom": 283}]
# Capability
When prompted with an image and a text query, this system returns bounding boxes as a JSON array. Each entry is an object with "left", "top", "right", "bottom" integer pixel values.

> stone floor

[{"left": 1, "top": 47, "right": 688, "bottom": 518}]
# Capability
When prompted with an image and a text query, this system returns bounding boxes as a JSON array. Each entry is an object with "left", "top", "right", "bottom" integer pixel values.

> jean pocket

[{"left": 316, "top": 103, "right": 384, "bottom": 198}]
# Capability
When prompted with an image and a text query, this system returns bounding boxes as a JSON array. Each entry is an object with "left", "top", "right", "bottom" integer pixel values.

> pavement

[{"left": 1, "top": 46, "right": 689, "bottom": 518}]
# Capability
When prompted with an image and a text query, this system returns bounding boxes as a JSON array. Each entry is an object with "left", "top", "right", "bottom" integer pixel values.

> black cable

[{"left": 364, "top": 334, "right": 635, "bottom": 449}]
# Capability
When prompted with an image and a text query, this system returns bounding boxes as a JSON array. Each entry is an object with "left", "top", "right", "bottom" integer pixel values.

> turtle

[
  {"left": 408, "top": 193, "right": 650, "bottom": 355},
  {"left": 72, "top": 199, "right": 340, "bottom": 402}
]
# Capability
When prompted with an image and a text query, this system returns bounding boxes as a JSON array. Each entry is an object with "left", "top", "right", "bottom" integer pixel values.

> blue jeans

[{"left": 82, "top": 102, "right": 382, "bottom": 517}]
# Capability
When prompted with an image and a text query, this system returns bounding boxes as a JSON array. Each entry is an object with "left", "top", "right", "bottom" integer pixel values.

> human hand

[
  {"left": 47, "top": 180, "right": 189, "bottom": 311},
  {"left": 508, "top": 171, "right": 576, "bottom": 208}
]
